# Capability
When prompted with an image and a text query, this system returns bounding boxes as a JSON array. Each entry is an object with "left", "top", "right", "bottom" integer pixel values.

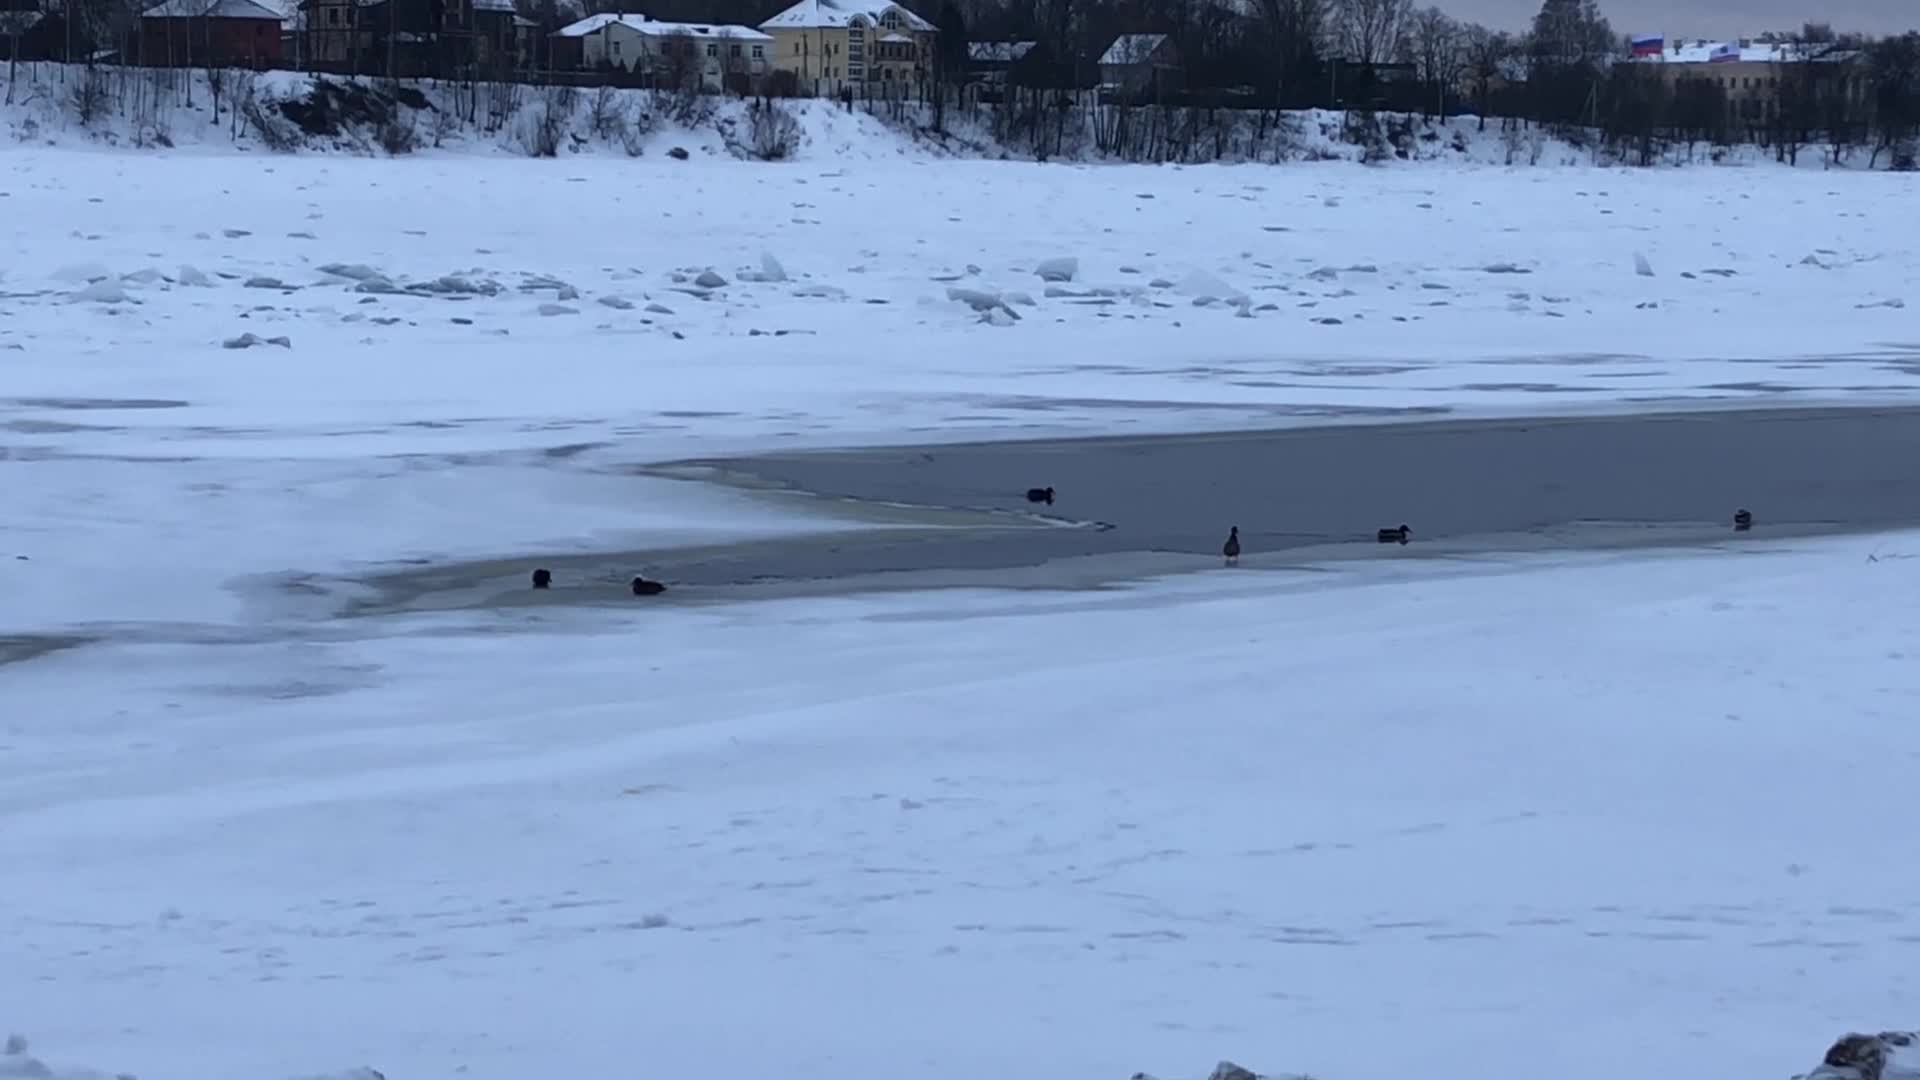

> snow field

[
  {"left": 5, "top": 534, "right": 1920, "bottom": 1080},
  {"left": 4, "top": 122, "right": 1919, "bottom": 1080},
  {"left": 4, "top": 147, "right": 1919, "bottom": 635}
]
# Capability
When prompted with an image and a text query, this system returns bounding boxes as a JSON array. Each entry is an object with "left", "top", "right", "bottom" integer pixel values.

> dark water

[
  {"left": 350, "top": 405, "right": 1920, "bottom": 615},
  {"left": 664, "top": 404, "right": 1920, "bottom": 572}
]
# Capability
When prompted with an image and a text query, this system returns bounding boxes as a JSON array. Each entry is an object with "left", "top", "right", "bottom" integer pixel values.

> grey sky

[{"left": 1440, "top": 0, "right": 1915, "bottom": 37}]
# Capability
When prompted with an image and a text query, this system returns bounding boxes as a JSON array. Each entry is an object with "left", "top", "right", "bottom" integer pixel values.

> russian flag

[{"left": 1629, "top": 33, "right": 1663, "bottom": 57}]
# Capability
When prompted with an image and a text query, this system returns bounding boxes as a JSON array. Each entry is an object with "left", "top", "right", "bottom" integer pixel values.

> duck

[
  {"left": 531, "top": 568, "right": 552, "bottom": 589},
  {"left": 1377, "top": 524, "right": 1411, "bottom": 545},
  {"left": 1733, "top": 508, "right": 1753, "bottom": 532},
  {"left": 1222, "top": 526, "right": 1241, "bottom": 566},
  {"left": 1026, "top": 486, "right": 1055, "bottom": 506},
  {"left": 631, "top": 576, "right": 668, "bottom": 596}
]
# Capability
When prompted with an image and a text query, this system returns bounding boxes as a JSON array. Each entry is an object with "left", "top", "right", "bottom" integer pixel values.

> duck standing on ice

[{"left": 1222, "top": 526, "right": 1241, "bottom": 566}]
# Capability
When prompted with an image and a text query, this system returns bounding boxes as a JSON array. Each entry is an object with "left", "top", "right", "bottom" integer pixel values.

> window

[
  {"left": 880, "top": 9, "right": 900, "bottom": 29},
  {"left": 729, "top": 42, "right": 740, "bottom": 56},
  {"left": 326, "top": 6, "right": 338, "bottom": 24},
  {"left": 751, "top": 43, "right": 763, "bottom": 59},
  {"left": 793, "top": 39, "right": 800, "bottom": 54},
  {"left": 705, "top": 42, "right": 716, "bottom": 56},
  {"left": 611, "top": 38, "right": 619, "bottom": 56},
  {"left": 846, "top": 25, "right": 863, "bottom": 78}
]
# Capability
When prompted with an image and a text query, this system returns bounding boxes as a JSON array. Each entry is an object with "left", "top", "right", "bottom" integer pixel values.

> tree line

[{"left": 7, "top": 0, "right": 1919, "bottom": 166}]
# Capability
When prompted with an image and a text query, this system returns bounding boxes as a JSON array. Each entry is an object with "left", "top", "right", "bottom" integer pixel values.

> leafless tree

[
  {"left": 588, "top": 82, "right": 622, "bottom": 137},
  {"left": 1335, "top": 0, "right": 1409, "bottom": 65},
  {"left": 1460, "top": 22, "right": 1510, "bottom": 126},
  {"left": 1248, "top": 0, "right": 1329, "bottom": 104},
  {"left": 205, "top": 61, "right": 228, "bottom": 123},
  {"left": 744, "top": 97, "right": 799, "bottom": 158},
  {"left": 656, "top": 27, "right": 702, "bottom": 115},
  {"left": 1404, "top": 5, "right": 1460, "bottom": 115}
]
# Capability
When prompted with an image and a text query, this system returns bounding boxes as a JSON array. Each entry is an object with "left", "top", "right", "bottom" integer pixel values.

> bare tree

[
  {"left": 1335, "top": 0, "right": 1409, "bottom": 65},
  {"left": 656, "top": 27, "right": 703, "bottom": 118},
  {"left": 1404, "top": 6, "right": 1460, "bottom": 115},
  {"left": 1460, "top": 22, "right": 1510, "bottom": 127},
  {"left": 1526, "top": 0, "right": 1614, "bottom": 126},
  {"left": 205, "top": 61, "right": 228, "bottom": 123},
  {"left": 1248, "top": 0, "right": 1330, "bottom": 105},
  {"left": 1868, "top": 32, "right": 1920, "bottom": 169},
  {"left": 5, "top": 18, "right": 20, "bottom": 105}
]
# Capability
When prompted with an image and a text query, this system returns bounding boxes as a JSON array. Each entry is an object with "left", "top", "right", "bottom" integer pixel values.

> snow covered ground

[
  {"left": 7, "top": 534, "right": 1920, "bottom": 1080},
  {"left": 4, "top": 146, "right": 1919, "bottom": 634},
  {"left": 4, "top": 137, "right": 1919, "bottom": 1079}
]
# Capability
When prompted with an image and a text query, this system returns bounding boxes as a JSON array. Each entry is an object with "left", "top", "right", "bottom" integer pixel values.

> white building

[{"left": 553, "top": 12, "right": 771, "bottom": 89}]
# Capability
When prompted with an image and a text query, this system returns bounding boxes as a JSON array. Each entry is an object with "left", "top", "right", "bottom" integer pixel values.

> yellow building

[{"left": 759, "top": 0, "right": 935, "bottom": 96}]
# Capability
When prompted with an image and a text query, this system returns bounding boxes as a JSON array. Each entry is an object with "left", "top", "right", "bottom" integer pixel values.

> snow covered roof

[
  {"left": 142, "top": 0, "right": 283, "bottom": 19},
  {"left": 878, "top": 30, "right": 908, "bottom": 42},
  {"left": 553, "top": 12, "right": 768, "bottom": 39},
  {"left": 1628, "top": 38, "right": 1857, "bottom": 64},
  {"left": 760, "top": 0, "right": 931, "bottom": 33},
  {"left": 1100, "top": 32, "right": 1169, "bottom": 66},
  {"left": 470, "top": 0, "right": 513, "bottom": 11},
  {"left": 968, "top": 40, "right": 1033, "bottom": 62},
  {"left": 553, "top": 11, "right": 642, "bottom": 35}
]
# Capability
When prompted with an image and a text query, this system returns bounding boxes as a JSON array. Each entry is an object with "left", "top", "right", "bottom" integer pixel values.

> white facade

[{"left": 556, "top": 13, "right": 771, "bottom": 88}]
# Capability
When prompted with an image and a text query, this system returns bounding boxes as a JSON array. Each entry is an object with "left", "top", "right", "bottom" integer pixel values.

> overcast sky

[{"left": 1441, "top": 0, "right": 1916, "bottom": 37}]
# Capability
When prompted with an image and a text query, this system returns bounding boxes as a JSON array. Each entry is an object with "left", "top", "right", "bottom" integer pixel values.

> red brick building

[{"left": 139, "top": 0, "right": 285, "bottom": 67}]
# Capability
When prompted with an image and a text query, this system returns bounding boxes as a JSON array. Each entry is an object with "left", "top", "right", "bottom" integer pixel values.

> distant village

[{"left": 3, "top": 0, "right": 1917, "bottom": 163}]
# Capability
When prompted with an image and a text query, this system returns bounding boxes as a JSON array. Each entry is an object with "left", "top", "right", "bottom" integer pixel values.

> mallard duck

[
  {"left": 1377, "top": 524, "right": 1411, "bottom": 545},
  {"left": 1223, "top": 526, "right": 1241, "bottom": 566}
]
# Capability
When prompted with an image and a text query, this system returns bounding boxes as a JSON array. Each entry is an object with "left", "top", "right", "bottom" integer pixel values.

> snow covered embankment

[
  {"left": 1, "top": 1035, "right": 384, "bottom": 1080},
  {"left": 1798, "top": 1032, "right": 1920, "bottom": 1080}
]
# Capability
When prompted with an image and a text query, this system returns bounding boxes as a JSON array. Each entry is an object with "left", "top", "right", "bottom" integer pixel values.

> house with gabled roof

[
  {"left": 552, "top": 12, "right": 770, "bottom": 90},
  {"left": 758, "top": 0, "right": 934, "bottom": 96},
  {"left": 139, "top": 0, "right": 287, "bottom": 66},
  {"left": 296, "top": 0, "right": 530, "bottom": 75},
  {"left": 1098, "top": 32, "right": 1181, "bottom": 97}
]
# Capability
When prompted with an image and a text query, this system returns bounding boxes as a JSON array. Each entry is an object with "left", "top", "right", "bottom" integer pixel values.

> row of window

[
  {"left": 1676, "top": 74, "right": 1779, "bottom": 90},
  {"left": 1676, "top": 72, "right": 1861, "bottom": 95},
  {"left": 609, "top": 38, "right": 764, "bottom": 60},
  {"left": 788, "top": 36, "right": 917, "bottom": 59}
]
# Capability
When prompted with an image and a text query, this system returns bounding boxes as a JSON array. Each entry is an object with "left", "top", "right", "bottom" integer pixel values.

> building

[
  {"left": 1098, "top": 33, "right": 1181, "bottom": 97},
  {"left": 297, "top": 0, "right": 372, "bottom": 66},
  {"left": 140, "top": 0, "right": 286, "bottom": 67},
  {"left": 470, "top": 0, "right": 533, "bottom": 72},
  {"left": 299, "top": 0, "right": 531, "bottom": 74},
  {"left": 552, "top": 13, "right": 769, "bottom": 90},
  {"left": 0, "top": 1, "right": 69, "bottom": 61},
  {"left": 1622, "top": 36, "right": 1868, "bottom": 126},
  {"left": 965, "top": 39, "right": 1032, "bottom": 86},
  {"left": 759, "top": 0, "right": 934, "bottom": 97}
]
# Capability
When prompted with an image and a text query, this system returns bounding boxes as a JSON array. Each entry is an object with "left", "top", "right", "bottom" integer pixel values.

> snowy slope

[{"left": 0, "top": 62, "right": 1872, "bottom": 169}]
